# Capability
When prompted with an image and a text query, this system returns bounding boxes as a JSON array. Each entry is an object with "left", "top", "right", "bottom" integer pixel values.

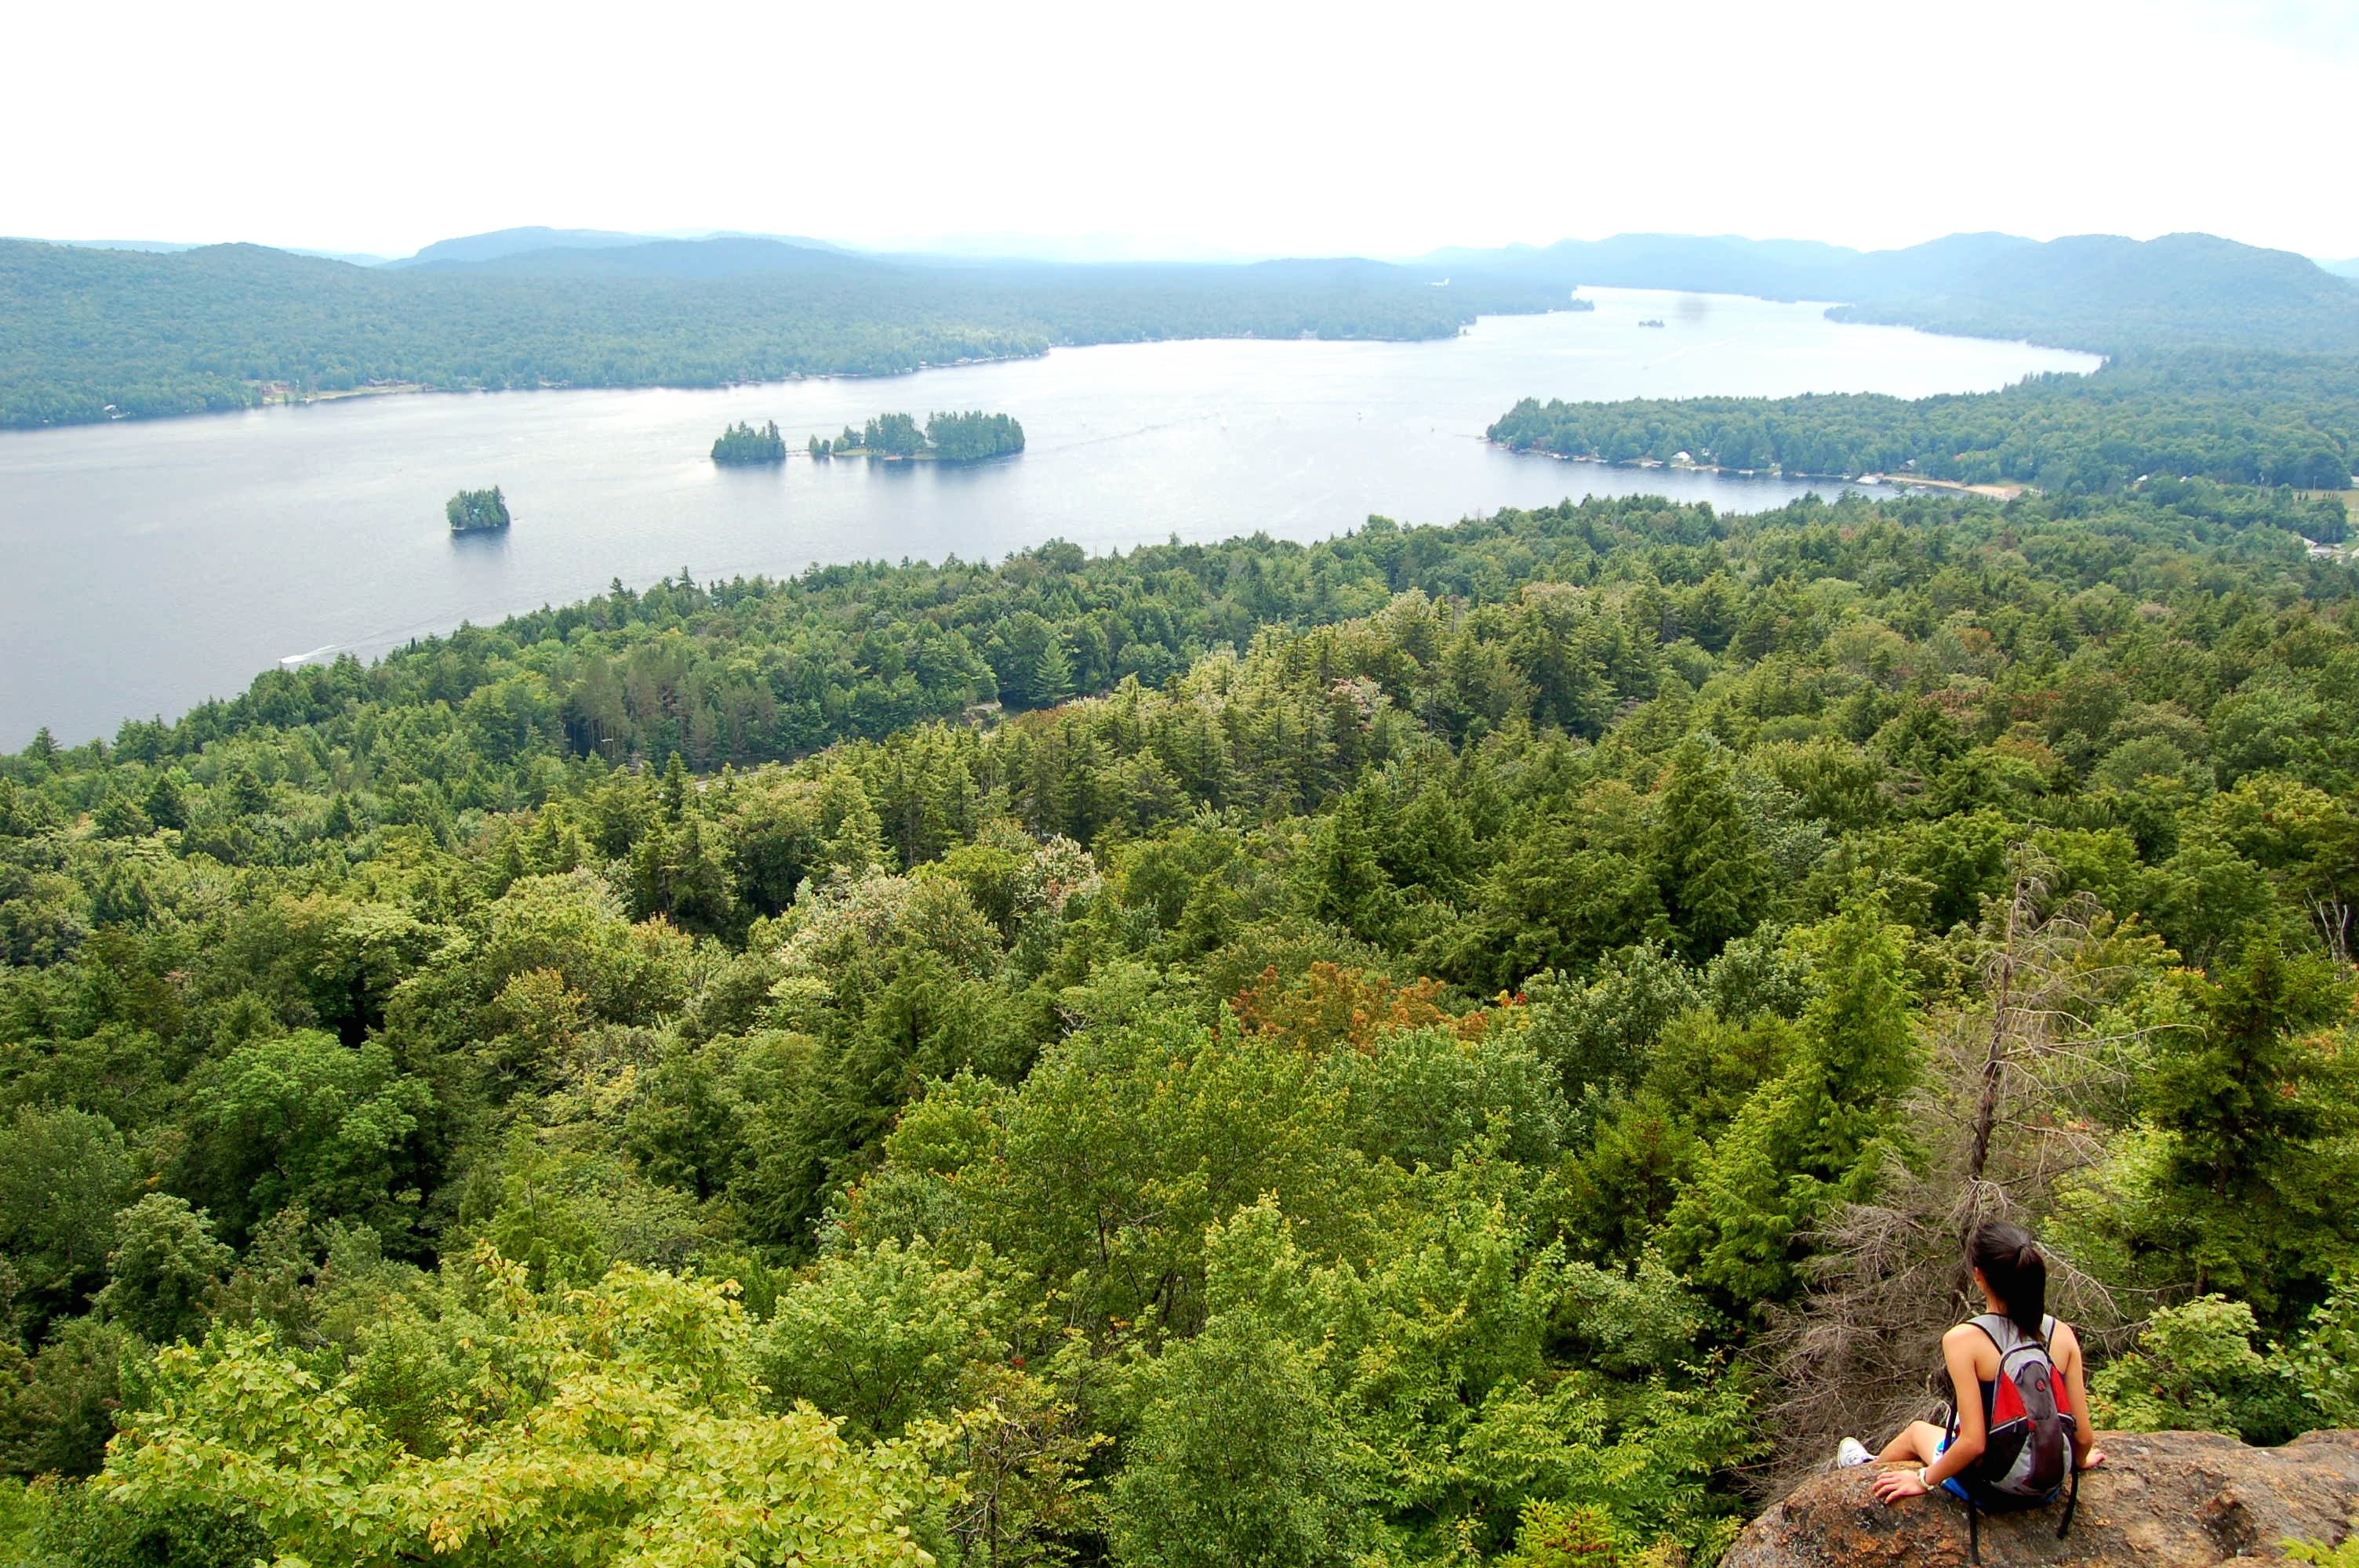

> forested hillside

[
  {"left": 0, "top": 239, "right": 1556, "bottom": 429},
  {"left": 15, "top": 224, "right": 2354, "bottom": 432},
  {"left": 5, "top": 487, "right": 2358, "bottom": 1565},
  {"left": 1431, "top": 230, "right": 2359, "bottom": 356},
  {"left": 1490, "top": 350, "right": 2359, "bottom": 495}
]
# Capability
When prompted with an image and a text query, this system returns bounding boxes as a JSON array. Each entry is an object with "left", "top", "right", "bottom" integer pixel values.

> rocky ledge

[{"left": 1722, "top": 1429, "right": 2359, "bottom": 1567}]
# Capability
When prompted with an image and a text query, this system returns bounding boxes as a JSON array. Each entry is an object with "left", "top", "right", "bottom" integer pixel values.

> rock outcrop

[{"left": 1721, "top": 1430, "right": 2359, "bottom": 1567}]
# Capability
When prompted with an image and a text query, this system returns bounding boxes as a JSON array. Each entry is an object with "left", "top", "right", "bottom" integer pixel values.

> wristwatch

[{"left": 1916, "top": 1468, "right": 1931, "bottom": 1490}]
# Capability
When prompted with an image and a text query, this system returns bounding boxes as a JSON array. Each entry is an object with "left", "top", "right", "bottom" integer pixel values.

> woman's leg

[{"left": 1874, "top": 1421, "right": 1946, "bottom": 1466}]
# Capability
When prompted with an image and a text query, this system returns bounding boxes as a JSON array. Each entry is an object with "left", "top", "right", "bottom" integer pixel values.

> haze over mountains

[
  {"left": 1419, "top": 230, "right": 2359, "bottom": 353},
  {"left": 6, "top": 223, "right": 2357, "bottom": 430},
  {"left": 31, "top": 222, "right": 2359, "bottom": 299}
]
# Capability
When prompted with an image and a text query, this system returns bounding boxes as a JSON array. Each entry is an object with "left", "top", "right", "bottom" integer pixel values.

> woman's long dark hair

[{"left": 1970, "top": 1220, "right": 2049, "bottom": 1338}]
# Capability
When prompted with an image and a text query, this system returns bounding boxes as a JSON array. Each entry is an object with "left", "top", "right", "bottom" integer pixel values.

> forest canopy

[{"left": 5, "top": 482, "right": 2359, "bottom": 1565}]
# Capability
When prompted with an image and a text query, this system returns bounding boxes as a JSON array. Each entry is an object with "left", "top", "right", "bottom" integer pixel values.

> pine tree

[
  {"left": 2133, "top": 936, "right": 2353, "bottom": 1311},
  {"left": 143, "top": 769, "right": 189, "bottom": 830},
  {"left": 1030, "top": 637, "right": 1074, "bottom": 709},
  {"left": 227, "top": 767, "right": 271, "bottom": 817},
  {"left": 1649, "top": 737, "right": 1775, "bottom": 963},
  {"left": 1665, "top": 895, "right": 1917, "bottom": 1308}
]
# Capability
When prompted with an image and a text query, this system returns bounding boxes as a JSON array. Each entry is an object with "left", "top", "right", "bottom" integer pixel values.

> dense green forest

[
  {"left": 0, "top": 240, "right": 1556, "bottom": 430},
  {"left": 1490, "top": 350, "right": 2359, "bottom": 502},
  {"left": 5, "top": 483, "right": 2358, "bottom": 1565},
  {"left": 713, "top": 420, "right": 789, "bottom": 465},
  {"left": 442, "top": 487, "right": 510, "bottom": 534}
]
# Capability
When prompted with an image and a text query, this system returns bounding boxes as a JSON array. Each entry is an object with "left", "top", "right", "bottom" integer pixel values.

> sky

[{"left": 6, "top": 0, "right": 2354, "bottom": 263}]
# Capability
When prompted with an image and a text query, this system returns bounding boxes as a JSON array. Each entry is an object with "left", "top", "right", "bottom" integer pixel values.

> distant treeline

[
  {"left": 1490, "top": 350, "right": 2358, "bottom": 503},
  {"left": 0, "top": 240, "right": 1556, "bottom": 430}
]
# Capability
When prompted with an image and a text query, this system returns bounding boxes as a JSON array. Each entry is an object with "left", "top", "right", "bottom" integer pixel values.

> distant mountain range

[
  {"left": 362, "top": 227, "right": 2359, "bottom": 355},
  {"left": 7, "top": 224, "right": 2355, "bottom": 429},
  {"left": 1419, "top": 230, "right": 2359, "bottom": 354},
  {"left": 27, "top": 224, "right": 2359, "bottom": 347},
  {"left": 16, "top": 236, "right": 392, "bottom": 267},
  {"left": 0, "top": 234, "right": 1556, "bottom": 429}
]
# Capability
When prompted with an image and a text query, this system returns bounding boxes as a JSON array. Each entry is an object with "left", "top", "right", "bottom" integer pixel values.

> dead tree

[{"left": 1757, "top": 855, "right": 2166, "bottom": 1486}]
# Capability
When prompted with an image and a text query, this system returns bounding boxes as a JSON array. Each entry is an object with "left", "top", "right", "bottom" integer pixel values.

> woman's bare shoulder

[{"left": 2050, "top": 1319, "right": 2083, "bottom": 1355}]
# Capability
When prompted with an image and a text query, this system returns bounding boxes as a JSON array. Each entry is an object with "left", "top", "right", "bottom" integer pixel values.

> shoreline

[
  {"left": 1494, "top": 444, "right": 2029, "bottom": 499},
  {"left": 6, "top": 293, "right": 2102, "bottom": 436},
  {"left": 24, "top": 350, "right": 1060, "bottom": 433}
]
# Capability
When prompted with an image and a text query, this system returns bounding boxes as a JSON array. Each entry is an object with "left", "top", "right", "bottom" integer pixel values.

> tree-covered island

[
  {"left": 826, "top": 409, "right": 1024, "bottom": 461},
  {"left": 711, "top": 419, "right": 787, "bottom": 465},
  {"left": 443, "top": 486, "right": 511, "bottom": 533}
]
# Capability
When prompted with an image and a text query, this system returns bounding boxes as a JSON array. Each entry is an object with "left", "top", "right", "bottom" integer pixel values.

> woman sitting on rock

[{"left": 1837, "top": 1220, "right": 2106, "bottom": 1523}]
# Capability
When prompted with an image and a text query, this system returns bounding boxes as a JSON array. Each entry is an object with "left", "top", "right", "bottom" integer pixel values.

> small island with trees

[
  {"left": 711, "top": 419, "right": 787, "bottom": 465},
  {"left": 811, "top": 409, "right": 1024, "bottom": 463},
  {"left": 445, "top": 486, "right": 511, "bottom": 533}
]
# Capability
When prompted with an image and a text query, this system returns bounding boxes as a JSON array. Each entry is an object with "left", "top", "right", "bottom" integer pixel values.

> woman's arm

[
  {"left": 1928, "top": 1327, "right": 1988, "bottom": 1484},
  {"left": 2054, "top": 1323, "right": 2107, "bottom": 1471},
  {"left": 1873, "top": 1329, "right": 1987, "bottom": 1501}
]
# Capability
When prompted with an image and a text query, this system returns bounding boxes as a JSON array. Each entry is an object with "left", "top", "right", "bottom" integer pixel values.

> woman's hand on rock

[
  {"left": 2080, "top": 1446, "right": 2107, "bottom": 1471},
  {"left": 1870, "top": 1468, "right": 1931, "bottom": 1504}
]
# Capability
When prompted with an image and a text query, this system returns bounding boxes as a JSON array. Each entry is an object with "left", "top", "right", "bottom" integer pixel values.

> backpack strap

[{"left": 2057, "top": 1462, "right": 2081, "bottom": 1539}]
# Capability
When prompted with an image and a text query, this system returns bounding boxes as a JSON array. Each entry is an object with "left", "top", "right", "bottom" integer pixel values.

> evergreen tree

[
  {"left": 142, "top": 768, "right": 188, "bottom": 830},
  {"left": 1030, "top": 637, "right": 1075, "bottom": 709},
  {"left": 2122, "top": 938, "right": 2356, "bottom": 1313},
  {"left": 1649, "top": 738, "right": 1775, "bottom": 964},
  {"left": 1664, "top": 895, "right": 1917, "bottom": 1308}
]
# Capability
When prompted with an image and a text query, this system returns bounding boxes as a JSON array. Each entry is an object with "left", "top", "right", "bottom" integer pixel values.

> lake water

[{"left": 0, "top": 289, "right": 2099, "bottom": 745}]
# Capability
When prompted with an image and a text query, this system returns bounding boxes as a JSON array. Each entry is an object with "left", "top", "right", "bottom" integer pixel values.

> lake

[{"left": 0, "top": 288, "right": 2099, "bottom": 745}]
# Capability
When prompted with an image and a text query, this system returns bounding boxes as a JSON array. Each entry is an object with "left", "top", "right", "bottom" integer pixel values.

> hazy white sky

[{"left": 7, "top": 0, "right": 2354, "bottom": 261}]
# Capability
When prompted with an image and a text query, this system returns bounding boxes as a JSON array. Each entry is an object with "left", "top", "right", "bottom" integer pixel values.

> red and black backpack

[{"left": 1945, "top": 1312, "right": 2080, "bottom": 1561}]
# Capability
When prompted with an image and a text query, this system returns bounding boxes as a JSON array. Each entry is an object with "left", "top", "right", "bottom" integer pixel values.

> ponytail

[{"left": 1970, "top": 1220, "right": 2049, "bottom": 1339}]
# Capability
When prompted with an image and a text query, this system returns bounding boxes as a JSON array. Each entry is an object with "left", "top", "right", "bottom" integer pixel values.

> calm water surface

[{"left": 0, "top": 289, "right": 2098, "bottom": 743}]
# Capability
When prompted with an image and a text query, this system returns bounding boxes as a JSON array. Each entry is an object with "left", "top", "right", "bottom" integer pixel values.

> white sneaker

[{"left": 1833, "top": 1437, "right": 1874, "bottom": 1468}]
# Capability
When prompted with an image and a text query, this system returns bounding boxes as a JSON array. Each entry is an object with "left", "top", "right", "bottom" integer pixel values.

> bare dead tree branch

[{"left": 1754, "top": 848, "right": 2169, "bottom": 1493}]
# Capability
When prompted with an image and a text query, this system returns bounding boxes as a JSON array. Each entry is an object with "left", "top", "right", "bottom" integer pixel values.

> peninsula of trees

[
  {"left": 820, "top": 409, "right": 1025, "bottom": 461},
  {"left": 1491, "top": 347, "right": 2358, "bottom": 499},
  {"left": 711, "top": 419, "right": 787, "bottom": 465},
  {"left": 443, "top": 485, "right": 510, "bottom": 532},
  {"left": 5, "top": 477, "right": 2359, "bottom": 1564}
]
